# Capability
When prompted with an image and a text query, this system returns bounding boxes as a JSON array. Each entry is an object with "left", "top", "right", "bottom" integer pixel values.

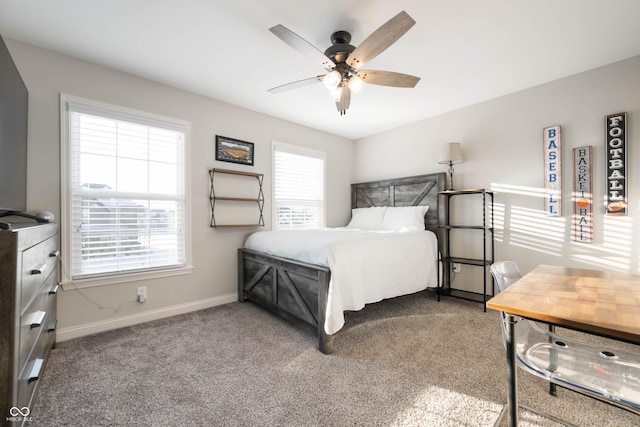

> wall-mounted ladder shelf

[{"left": 209, "top": 168, "right": 264, "bottom": 228}]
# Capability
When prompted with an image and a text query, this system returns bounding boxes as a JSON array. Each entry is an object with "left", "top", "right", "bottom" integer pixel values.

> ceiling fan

[{"left": 268, "top": 10, "right": 421, "bottom": 116}]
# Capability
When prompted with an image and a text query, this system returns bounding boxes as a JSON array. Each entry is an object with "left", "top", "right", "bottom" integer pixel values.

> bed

[{"left": 237, "top": 172, "right": 446, "bottom": 354}]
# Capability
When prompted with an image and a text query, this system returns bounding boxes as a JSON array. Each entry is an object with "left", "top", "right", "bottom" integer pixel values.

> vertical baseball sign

[
  {"left": 573, "top": 146, "right": 592, "bottom": 242},
  {"left": 544, "top": 125, "right": 561, "bottom": 216},
  {"left": 605, "top": 112, "right": 627, "bottom": 216}
]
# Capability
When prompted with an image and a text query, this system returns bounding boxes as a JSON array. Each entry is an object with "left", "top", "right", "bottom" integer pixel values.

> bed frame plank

[
  {"left": 244, "top": 264, "right": 271, "bottom": 293},
  {"left": 279, "top": 270, "right": 317, "bottom": 325}
]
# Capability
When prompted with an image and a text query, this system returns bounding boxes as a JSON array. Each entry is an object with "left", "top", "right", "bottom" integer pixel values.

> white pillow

[
  {"left": 380, "top": 206, "right": 429, "bottom": 231},
  {"left": 346, "top": 206, "right": 387, "bottom": 229}
]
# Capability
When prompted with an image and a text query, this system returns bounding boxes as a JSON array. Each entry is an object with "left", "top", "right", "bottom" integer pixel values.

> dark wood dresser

[{"left": 0, "top": 222, "right": 58, "bottom": 421}]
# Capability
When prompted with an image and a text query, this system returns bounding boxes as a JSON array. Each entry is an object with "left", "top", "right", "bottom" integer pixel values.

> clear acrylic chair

[
  {"left": 490, "top": 260, "right": 557, "bottom": 398},
  {"left": 490, "top": 261, "right": 640, "bottom": 425}
]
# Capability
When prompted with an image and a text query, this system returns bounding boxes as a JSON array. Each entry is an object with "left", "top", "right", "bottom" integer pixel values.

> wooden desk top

[{"left": 486, "top": 264, "right": 640, "bottom": 345}]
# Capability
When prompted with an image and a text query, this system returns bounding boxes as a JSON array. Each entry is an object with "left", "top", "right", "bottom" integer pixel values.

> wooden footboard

[{"left": 238, "top": 248, "right": 334, "bottom": 354}]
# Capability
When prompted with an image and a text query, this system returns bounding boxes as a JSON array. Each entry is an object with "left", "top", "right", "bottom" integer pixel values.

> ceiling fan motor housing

[{"left": 324, "top": 31, "right": 355, "bottom": 65}]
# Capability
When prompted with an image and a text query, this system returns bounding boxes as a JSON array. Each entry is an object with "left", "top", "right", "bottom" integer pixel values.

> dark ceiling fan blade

[
  {"left": 346, "top": 11, "right": 415, "bottom": 69},
  {"left": 268, "top": 76, "right": 325, "bottom": 93},
  {"left": 335, "top": 84, "right": 351, "bottom": 115},
  {"left": 355, "top": 70, "right": 420, "bottom": 88},
  {"left": 270, "top": 25, "right": 336, "bottom": 71}
]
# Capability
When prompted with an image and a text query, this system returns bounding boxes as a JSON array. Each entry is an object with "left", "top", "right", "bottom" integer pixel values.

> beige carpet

[{"left": 30, "top": 293, "right": 639, "bottom": 426}]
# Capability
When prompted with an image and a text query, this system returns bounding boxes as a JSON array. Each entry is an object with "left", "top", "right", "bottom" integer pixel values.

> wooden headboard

[{"left": 350, "top": 172, "right": 446, "bottom": 232}]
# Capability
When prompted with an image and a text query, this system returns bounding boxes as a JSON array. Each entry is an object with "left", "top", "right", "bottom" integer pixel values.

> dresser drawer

[
  {"left": 18, "top": 272, "right": 57, "bottom": 370},
  {"left": 21, "top": 234, "right": 58, "bottom": 312},
  {"left": 16, "top": 322, "right": 54, "bottom": 410}
]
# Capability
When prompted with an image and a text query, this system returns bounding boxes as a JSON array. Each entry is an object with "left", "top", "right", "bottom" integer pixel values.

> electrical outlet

[
  {"left": 452, "top": 263, "right": 462, "bottom": 274},
  {"left": 137, "top": 286, "right": 147, "bottom": 303}
]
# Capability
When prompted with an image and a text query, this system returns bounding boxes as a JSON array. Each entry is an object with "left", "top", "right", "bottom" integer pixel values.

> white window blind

[
  {"left": 273, "top": 143, "right": 325, "bottom": 230},
  {"left": 62, "top": 96, "right": 188, "bottom": 280}
]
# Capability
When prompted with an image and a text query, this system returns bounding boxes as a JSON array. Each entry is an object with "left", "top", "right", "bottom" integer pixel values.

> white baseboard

[{"left": 56, "top": 293, "right": 238, "bottom": 342}]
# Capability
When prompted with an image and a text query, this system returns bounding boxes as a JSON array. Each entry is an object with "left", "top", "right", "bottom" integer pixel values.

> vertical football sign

[
  {"left": 544, "top": 125, "right": 561, "bottom": 216},
  {"left": 605, "top": 112, "right": 627, "bottom": 215},
  {"left": 573, "top": 146, "right": 592, "bottom": 242}
]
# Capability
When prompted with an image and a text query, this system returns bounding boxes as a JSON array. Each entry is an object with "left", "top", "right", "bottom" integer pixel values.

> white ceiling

[{"left": 2, "top": 0, "right": 640, "bottom": 140}]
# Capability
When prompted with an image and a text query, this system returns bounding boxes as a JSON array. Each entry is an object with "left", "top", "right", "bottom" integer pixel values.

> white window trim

[
  {"left": 271, "top": 140, "right": 327, "bottom": 229},
  {"left": 59, "top": 93, "right": 193, "bottom": 288}
]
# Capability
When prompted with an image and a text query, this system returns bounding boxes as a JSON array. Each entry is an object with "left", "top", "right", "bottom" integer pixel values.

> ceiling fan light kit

[
  {"left": 268, "top": 10, "right": 421, "bottom": 116},
  {"left": 323, "top": 70, "right": 341, "bottom": 90},
  {"left": 347, "top": 75, "right": 363, "bottom": 93}
]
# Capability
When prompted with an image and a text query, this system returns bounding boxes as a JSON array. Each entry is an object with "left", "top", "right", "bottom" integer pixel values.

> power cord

[{"left": 58, "top": 255, "right": 138, "bottom": 313}]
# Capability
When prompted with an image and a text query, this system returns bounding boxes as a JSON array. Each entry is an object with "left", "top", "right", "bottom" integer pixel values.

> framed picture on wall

[{"left": 215, "top": 135, "right": 254, "bottom": 166}]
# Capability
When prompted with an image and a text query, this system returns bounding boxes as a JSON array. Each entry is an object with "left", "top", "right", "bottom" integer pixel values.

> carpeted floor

[{"left": 30, "top": 293, "right": 639, "bottom": 426}]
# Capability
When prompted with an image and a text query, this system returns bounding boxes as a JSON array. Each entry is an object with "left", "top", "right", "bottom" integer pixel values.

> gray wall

[
  {"left": 355, "top": 55, "right": 640, "bottom": 293},
  {"left": 6, "top": 39, "right": 354, "bottom": 340}
]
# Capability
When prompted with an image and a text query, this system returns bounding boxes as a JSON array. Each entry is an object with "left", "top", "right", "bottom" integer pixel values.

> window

[
  {"left": 60, "top": 94, "right": 190, "bottom": 284},
  {"left": 273, "top": 142, "right": 325, "bottom": 230}
]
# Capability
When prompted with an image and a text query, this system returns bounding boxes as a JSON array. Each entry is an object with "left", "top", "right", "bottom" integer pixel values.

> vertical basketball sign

[
  {"left": 544, "top": 125, "right": 561, "bottom": 216},
  {"left": 605, "top": 112, "right": 627, "bottom": 216},
  {"left": 573, "top": 146, "right": 592, "bottom": 242}
]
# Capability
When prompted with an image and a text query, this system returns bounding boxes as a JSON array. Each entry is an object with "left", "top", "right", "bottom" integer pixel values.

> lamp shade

[{"left": 438, "top": 142, "right": 464, "bottom": 164}]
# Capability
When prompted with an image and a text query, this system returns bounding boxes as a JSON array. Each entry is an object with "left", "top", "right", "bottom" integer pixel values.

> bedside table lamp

[{"left": 438, "top": 142, "right": 464, "bottom": 190}]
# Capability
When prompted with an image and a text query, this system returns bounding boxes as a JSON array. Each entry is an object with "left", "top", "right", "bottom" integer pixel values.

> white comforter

[{"left": 244, "top": 228, "right": 438, "bottom": 335}]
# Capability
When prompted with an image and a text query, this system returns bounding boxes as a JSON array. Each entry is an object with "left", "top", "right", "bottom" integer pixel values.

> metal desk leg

[
  {"left": 505, "top": 314, "right": 518, "bottom": 426},
  {"left": 496, "top": 318, "right": 576, "bottom": 427},
  {"left": 548, "top": 324, "right": 557, "bottom": 396}
]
